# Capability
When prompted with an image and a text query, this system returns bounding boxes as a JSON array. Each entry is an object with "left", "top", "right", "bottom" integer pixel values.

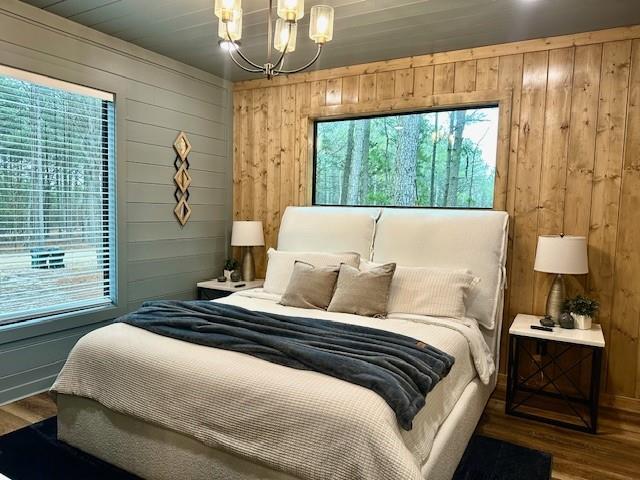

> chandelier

[{"left": 214, "top": 0, "right": 335, "bottom": 79}]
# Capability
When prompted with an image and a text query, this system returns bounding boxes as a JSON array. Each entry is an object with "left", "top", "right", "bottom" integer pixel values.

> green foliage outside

[{"left": 315, "top": 107, "right": 498, "bottom": 208}]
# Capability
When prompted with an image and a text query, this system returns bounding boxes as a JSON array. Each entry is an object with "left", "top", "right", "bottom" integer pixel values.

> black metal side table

[{"left": 506, "top": 314, "right": 605, "bottom": 434}]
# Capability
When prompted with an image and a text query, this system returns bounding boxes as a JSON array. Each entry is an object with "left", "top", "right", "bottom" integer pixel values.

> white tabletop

[
  {"left": 197, "top": 279, "right": 264, "bottom": 292},
  {"left": 510, "top": 314, "right": 605, "bottom": 348}
]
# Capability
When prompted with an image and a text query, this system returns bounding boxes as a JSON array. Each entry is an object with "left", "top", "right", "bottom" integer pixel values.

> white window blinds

[{"left": 0, "top": 66, "right": 116, "bottom": 326}]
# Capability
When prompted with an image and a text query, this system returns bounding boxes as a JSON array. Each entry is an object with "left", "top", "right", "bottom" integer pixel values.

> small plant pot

[
  {"left": 571, "top": 313, "right": 592, "bottom": 330},
  {"left": 223, "top": 269, "right": 233, "bottom": 281}
]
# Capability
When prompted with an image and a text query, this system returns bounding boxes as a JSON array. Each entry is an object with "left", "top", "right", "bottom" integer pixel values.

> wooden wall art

[{"left": 173, "top": 131, "right": 192, "bottom": 226}]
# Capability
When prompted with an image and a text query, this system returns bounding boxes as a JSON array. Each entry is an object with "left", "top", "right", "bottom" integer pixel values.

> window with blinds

[{"left": 0, "top": 66, "right": 116, "bottom": 326}]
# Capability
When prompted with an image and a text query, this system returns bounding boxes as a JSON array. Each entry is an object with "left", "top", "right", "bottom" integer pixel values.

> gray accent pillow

[
  {"left": 327, "top": 263, "right": 396, "bottom": 317},
  {"left": 279, "top": 261, "right": 340, "bottom": 310}
]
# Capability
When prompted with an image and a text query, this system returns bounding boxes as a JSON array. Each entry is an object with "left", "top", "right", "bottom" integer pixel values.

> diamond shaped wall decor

[
  {"left": 173, "top": 131, "right": 192, "bottom": 226},
  {"left": 174, "top": 165, "right": 192, "bottom": 193},
  {"left": 173, "top": 131, "right": 192, "bottom": 161}
]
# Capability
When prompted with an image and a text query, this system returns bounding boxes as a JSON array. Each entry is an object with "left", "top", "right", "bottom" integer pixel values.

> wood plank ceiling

[{"left": 19, "top": 0, "right": 640, "bottom": 81}]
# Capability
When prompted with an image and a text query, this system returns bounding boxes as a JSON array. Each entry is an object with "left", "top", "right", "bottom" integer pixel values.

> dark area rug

[
  {"left": 1, "top": 417, "right": 551, "bottom": 479},
  {"left": 453, "top": 435, "right": 552, "bottom": 480},
  {"left": 0, "top": 418, "right": 139, "bottom": 479}
]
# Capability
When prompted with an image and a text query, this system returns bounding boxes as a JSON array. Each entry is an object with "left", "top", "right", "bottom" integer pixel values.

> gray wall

[{"left": 0, "top": 0, "right": 232, "bottom": 404}]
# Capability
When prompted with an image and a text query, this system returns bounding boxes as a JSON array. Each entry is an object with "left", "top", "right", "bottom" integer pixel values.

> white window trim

[{"left": 0, "top": 64, "right": 114, "bottom": 101}]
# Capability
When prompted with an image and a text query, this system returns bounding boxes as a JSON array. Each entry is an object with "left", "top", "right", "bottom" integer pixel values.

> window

[
  {"left": 0, "top": 66, "right": 116, "bottom": 326},
  {"left": 314, "top": 106, "right": 499, "bottom": 208}
]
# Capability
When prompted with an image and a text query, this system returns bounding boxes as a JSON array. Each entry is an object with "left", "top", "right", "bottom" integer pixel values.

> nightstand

[
  {"left": 196, "top": 279, "right": 264, "bottom": 300},
  {"left": 506, "top": 313, "right": 605, "bottom": 433}
]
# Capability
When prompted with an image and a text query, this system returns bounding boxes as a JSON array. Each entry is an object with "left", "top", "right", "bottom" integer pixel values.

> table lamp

[
  {"left": 534, "top": 235, "right": 589, "bottom": 324},
  {"left": 231, "top": 221, "right": 264, "bottom": 281}
]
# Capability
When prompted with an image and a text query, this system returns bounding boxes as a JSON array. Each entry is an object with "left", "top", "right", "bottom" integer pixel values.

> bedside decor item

[
  {"left": 558, "top": 312, "right": 575, "bottom": 329},
  {"left": 230, "top": 270, "right": 242, "bottom": 282},
  {"left": 224, "top": 258, "right": 239, "bottom": 281},
  {"left": 217, "top": 275, "right": 228, "bottom": 282},
  {"left": 539, "top": 315, "right": 555, "bottom": 328},
  {"left": 231, "top": 221, "right": 265, "bottom": 281},
  {"left": 534, "top": 235, "right": 588, "bottom": 324},
  {"left": 172, "top": 131, "right": 192, "bottom": 226},
  {"left": 564, "top": 295, "right": 599, "bottom": 330}
]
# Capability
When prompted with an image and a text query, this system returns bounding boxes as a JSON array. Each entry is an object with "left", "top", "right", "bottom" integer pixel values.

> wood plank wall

[{"left": 233, "top": 26, "right": 640, "bottom": 406}]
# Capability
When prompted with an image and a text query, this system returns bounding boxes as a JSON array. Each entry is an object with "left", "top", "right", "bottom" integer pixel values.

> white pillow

[
  {"left": 360, "top": 260, "right": 479, "bottom": 319},
  {"left": 264, "top": 249, "right": 360, "bottom": 295}
]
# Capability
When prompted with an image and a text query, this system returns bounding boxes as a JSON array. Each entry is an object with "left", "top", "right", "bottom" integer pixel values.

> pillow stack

[{"left": 267, "top": 248, "right": 479, "bottom": 320}]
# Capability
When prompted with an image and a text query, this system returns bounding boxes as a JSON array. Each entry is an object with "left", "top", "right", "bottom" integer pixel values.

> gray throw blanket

[{"left": 118, "top": 300, "right": 455, "bottom": 430}]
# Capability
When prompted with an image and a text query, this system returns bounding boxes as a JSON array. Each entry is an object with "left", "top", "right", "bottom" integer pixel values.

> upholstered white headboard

[
  {"left": 278, "top": 206, "right": 381, "bottom": 259},
  {"left": 277, "top": 206, "right": 509, "bottom": 361}
]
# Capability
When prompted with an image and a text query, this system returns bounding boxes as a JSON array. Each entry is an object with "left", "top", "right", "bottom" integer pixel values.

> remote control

[{"left": 531, "top": 325, "right": 553, "bottom": 332}]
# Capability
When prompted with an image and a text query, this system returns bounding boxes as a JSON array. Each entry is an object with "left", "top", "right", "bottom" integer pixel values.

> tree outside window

[{"left": 314, "top": 106, "right": 499, "bottom": 208}]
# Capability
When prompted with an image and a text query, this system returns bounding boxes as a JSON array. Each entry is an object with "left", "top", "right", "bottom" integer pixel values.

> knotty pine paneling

[{"left": 233, "top": 26, "right": 640, "bottom": 405}]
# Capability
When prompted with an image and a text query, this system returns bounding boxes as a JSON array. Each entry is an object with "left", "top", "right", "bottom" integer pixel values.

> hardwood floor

[
  {"left": 0, "top": 393, "right": 56, "bottom": 436},
  {"left": 1, "top": 392, "right": 638, "bottom": 479},
  {"left": 476, "top": 397, "right": 640, "bottom": 480}
]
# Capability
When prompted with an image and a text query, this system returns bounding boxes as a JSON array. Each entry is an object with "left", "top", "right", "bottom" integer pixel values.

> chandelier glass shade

[{"left": 214, "top": 0, "right": 335, "bottom": 79}]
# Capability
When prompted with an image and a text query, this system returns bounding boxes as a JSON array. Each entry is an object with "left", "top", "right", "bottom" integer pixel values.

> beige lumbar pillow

[
  {"left": 387, "top": 266, "right": 479, "bottom": 319},
  {"left": 279, "top": 261, "right": 340, "bottom": 310},
  {"left": 327, "top": 263, "right": 396, "bottom": 317}
]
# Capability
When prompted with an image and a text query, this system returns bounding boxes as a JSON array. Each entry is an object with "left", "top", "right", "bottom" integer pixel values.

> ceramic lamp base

[
  {"left": 546, "top": 273, "right": 566, "bottom": 324},
  {"left": 241, "top": 247, "right": 255, "bottom": 282}
]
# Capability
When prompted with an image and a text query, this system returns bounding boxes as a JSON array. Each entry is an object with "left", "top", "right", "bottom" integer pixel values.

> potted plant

[
  {"left": 563, "top": 295, "right": 599, "bottom": 330},
  {"left": 224, "top": 258, "right": 239, "bottom": 281}
]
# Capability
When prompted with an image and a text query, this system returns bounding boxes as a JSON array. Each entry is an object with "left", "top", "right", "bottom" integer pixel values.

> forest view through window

[
  {"left": 0, "top": 67, "right": 116, "bottom": 325},
  {"left": 314, "top": 106, "right": 499, "bottom": 208}
]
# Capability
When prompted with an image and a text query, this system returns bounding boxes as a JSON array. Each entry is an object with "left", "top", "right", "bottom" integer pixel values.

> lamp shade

[
  {"left": 274, "top": 18, "right": 297, "bottom": 53},
  {"left": 231, "top": 221, "right": 264, "bottom": 246},
  {"left": 309, "top": 5, "right": 334, "bottom": 44},
  {"left": 534, "top": 235, "right": 588, "bottom": 274},
  {"left": 218, "top": 9, "right": 242, "bottom": 40}
]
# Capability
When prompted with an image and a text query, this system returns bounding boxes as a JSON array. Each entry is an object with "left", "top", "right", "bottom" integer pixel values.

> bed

[{"left": 53, "top": 206, "right": 509, "bottom": 480}]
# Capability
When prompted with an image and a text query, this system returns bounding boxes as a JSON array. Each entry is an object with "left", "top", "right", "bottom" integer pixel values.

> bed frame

[{"left": 58, "top": 207, "right": 508, "bottom": 480}]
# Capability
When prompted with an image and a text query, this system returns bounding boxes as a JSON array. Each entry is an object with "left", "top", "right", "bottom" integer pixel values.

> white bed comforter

[{"left": 52, "top": 290, "right": 494, "bottom": 480}]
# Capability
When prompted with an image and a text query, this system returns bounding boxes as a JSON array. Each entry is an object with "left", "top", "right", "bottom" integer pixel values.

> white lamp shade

[
  {"left": 534, "top": 235, "right": 588, "bottom": 274},
  {"left": 231, "top": 221, "right": 264, "bottom": 246}
]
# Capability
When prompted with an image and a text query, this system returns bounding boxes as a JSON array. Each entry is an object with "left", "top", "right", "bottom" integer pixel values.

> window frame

[
  {"left": 304, "top": 88, "right": 518, "bottom": 211},
  {"left": 0, "top": 62, "right": 127, "bottom": 342},
  {"left": 311, "top": 103, "right": 500, "bottom": 210}
]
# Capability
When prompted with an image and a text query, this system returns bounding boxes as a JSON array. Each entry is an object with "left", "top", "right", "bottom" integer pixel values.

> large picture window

[
  {"left": 0, "top": 66, "right": 116, "bottom": 326},
  {"left": 314, "top": 105, "right": 499, "bottom": 208}
]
